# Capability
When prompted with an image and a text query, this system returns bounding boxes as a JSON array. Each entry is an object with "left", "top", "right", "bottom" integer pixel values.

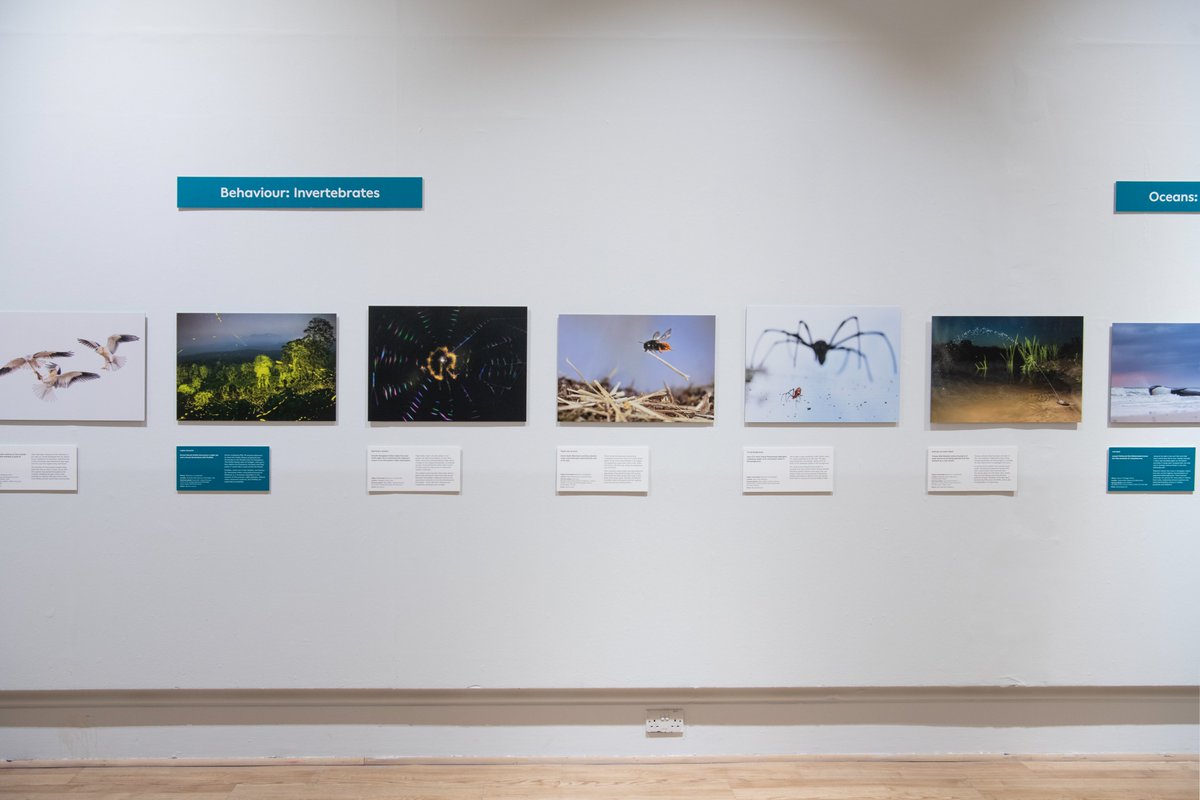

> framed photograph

[
  {"left": 177, "top": 313, "right": 336, "bottom": 422},
  {"left": 745, "top": 305, "right": 899, "bottom": 423},
  {"left": 369, "top": 306, "right": 527, "bottom": 422},
  {"left": 0, "top": 312, "right": 145, "bottom": 422},
  {"left": 557, "top": 314, "right": 715, "bottom": 423},
  {"left": 1110, "top": 323, "right": 1200, "bottom": 423},
  {"left": 931, "top": 315, "right": 1083, "bottom": 423}
]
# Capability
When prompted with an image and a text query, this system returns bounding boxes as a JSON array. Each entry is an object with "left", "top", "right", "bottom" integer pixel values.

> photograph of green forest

[{"left": 177, "top": 313, "right": 336, "bottom": 421}]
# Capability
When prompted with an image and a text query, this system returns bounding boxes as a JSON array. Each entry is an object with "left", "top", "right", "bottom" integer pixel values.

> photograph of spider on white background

[{"left": 745, "top": 305, "right": 900, "bottom": 423}]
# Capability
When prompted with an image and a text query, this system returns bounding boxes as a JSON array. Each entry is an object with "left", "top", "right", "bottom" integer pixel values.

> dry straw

[{"left": 558, "top": 358, "right": 713, "bottom": 423}]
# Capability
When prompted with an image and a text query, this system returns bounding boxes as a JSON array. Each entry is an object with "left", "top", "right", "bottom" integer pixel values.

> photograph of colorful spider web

[
  {"left": 369, "top": 306, "right": 528, "bottom": 422},
  {"left": 557, "top": 314, "right": 715, "bottom": 423},
  {"left": 745, "top": 305, "right": 900, "bottom": 423}
]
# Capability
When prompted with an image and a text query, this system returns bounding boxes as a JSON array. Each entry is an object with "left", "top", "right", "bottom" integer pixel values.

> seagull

[
  {"left": 0, "top": 350, "right": 74, "bottom": 377},
  {"left": 77, "top": 334, "right": 140, "bottom": 371},
  {"left": 31, "top": 363, "right": 100, "bottom": 401}
]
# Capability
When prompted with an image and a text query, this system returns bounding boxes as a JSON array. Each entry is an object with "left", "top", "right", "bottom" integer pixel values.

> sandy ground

[{"left": 931, "top": 380, "right": 1082, "bottom": 423}]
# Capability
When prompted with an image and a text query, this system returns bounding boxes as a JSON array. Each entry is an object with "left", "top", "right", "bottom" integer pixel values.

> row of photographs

[{"left": 1, "top": 309, "right": 1197, "bottom": 425}]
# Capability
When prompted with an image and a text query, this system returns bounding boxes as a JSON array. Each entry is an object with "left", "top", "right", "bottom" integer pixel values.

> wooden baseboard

[
  {"left": 2, "top": 684, "right": 1196, "bottom": 709},
  {"left": 2, "top": 753, "right": 1197, "bottom": 770},
  {"left": 1, "top": 686, "right": 1195, "bottom": 729},
  {"left": 3, "top": 686, "right": 1194, "bottom": 762}
]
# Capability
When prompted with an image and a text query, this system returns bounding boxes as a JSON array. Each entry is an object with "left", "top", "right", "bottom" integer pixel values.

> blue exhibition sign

[
  {"left": 177, "top": 177, "right": 423, "bottom": 209},
  {"left": 1107, "top": 447, "right": 1196, "bottom": 493},
  {"left": 177, "top": 446, "right": 271, "bottom": 492},
  {"left": 1113, "top": 181, "right": 1200, "bottom": 213}
]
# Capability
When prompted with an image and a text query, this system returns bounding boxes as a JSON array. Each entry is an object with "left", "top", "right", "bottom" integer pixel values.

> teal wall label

[
  {"left": 1114, "top": 181, "right": 1200, "bottom": 213},
  {"left": 177, "top": 177, "right": 423, "bottom": 209},
  {"left": 1107, "top": 447, "right": 1195, "bottom": 492},
  {"left": 177, "top": 446, "right": 270, "bottom": 492}
]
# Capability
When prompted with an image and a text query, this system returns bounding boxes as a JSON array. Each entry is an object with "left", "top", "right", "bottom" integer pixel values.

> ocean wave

[{"left": 1111, "top": 388, "right": 1200, "bottom": 422}]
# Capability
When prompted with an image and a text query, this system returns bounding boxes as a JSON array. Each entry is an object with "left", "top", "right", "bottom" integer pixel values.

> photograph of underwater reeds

[
  {"left": 557, "top": 314, "right": 715, "bottom": 423},
  {"left": 931, "top": 316, "right": 1083, "bottom": 423},
  {"left": 177, "top": 313, "right": 337, "bottom": 422}
]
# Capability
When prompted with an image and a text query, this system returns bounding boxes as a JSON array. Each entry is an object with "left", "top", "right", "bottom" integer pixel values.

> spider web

[{"left": 369, "top": 306, "right": 527, "bottom": 422}]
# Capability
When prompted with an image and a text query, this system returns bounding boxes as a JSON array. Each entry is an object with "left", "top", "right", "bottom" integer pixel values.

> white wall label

[
  {"left": 0, "top": 445, "right": 78, "bottom": 491},
  {"left": 367, "top": 445, "right": 461, "bottom": 493},
  {"left": 556, "top": 446, "right": 649, "bottom": 493},
  {"left": 743, "top": 446, "right": 834, "bottom": 493},
  {"left": 927, "top": 446, "right": 1018, "bottom": 492}
]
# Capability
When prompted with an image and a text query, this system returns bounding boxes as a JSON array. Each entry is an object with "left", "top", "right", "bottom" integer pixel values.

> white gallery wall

[{"left": 0, "top": 0, "right": 1197, "bottom": 758}]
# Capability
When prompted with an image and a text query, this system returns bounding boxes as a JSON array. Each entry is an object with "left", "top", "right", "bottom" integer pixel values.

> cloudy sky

[{"left": 1110, "top": 323, "right": 1200, "bottom": 387}]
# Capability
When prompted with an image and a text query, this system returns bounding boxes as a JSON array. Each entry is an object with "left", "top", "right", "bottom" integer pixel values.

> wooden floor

[{"left": 0, "top": 758, "right": 1196, "bottom": 800}]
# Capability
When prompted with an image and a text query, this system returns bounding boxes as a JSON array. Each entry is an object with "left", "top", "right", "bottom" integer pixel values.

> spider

[{"left": 750, "top": 316, "right": 897, "bottom": 381}]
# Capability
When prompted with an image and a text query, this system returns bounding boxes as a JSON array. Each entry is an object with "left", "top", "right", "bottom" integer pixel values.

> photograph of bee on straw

[{"left": 557, "top": 314, "right": 715, "bottom": 423}]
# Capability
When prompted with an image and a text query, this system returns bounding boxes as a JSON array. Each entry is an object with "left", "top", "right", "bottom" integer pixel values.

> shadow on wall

[{"left": 412, "top": 1, "right": 1045, "bottom": 71}]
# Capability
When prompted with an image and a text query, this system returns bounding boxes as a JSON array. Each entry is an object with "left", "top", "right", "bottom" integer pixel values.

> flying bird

[
  {"left": 0, "top": 350, "right": 74, "bottom": 377},
  {"left": 31, "top": 363, "right": 100, "bottom": 401},
  {"left": 77, "top": 334, "right": 140, "bottom": 371}
]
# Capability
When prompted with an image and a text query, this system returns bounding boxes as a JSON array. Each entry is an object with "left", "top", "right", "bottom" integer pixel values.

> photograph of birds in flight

[{"left": 0, "top": 312, "right": 145, "bottom": 421}]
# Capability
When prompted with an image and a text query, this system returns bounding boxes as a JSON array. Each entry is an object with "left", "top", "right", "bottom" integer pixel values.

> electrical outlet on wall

[{"left": 645, "top": 708, "right": 685, "bottom": 737}]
